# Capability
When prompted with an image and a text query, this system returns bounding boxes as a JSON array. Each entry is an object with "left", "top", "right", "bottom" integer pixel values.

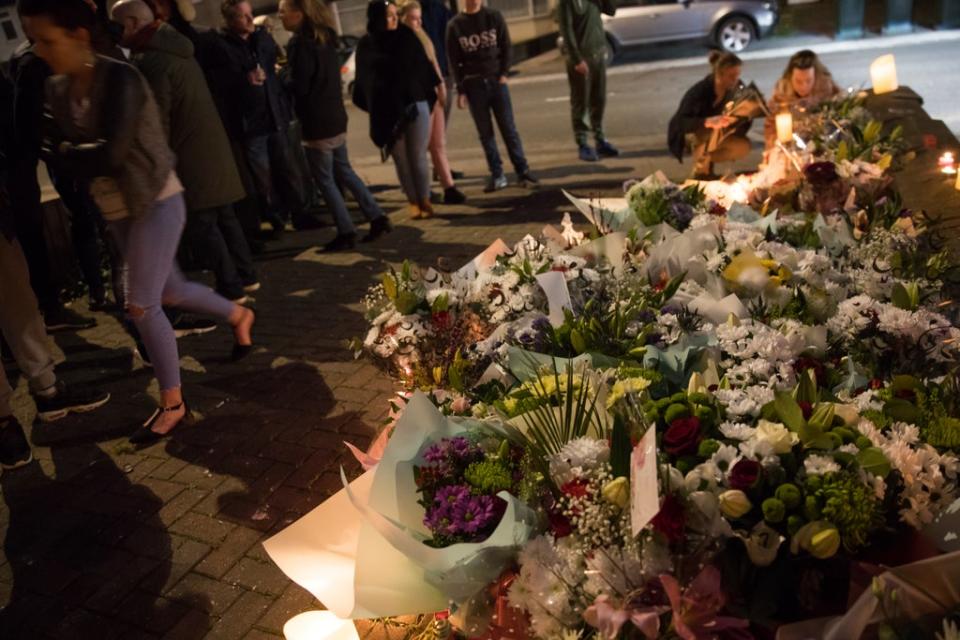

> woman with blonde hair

[
  {"left": 398, "top": 0, "right": 466, "bottom": 205},
  {"left": 764, "top": 49, "right": 842, "bottom": 149},
  {"left": 667, "top": 50, "right": 753, "bottom": 179},
  {"left": 278, "top": 0, "right": 391, "bottom": 250}
]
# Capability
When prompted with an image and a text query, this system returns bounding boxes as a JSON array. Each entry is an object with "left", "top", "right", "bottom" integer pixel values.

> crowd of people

[{"left": 0, "top": 0, "right": 843, "bottom": 472}]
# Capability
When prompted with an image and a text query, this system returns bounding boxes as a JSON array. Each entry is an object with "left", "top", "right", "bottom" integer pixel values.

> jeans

[
  {"left": 0, "top": 235, "right": 57, "bottom": 417},
  {"left": 391, "top": 101, "right": 432, "bottom": 204},
  {"left": 245, "top": 130, "right": 307, "bottom": 222},
  {"left": 566, "top": 51, "right": 607, "bottom": 146},
  {"left": 305, "top": 143, "right": 383, "bottom": 237},
  {"left": 184, "top": 204, "right": 257, "bottom": 299},
  {"left": 109, "top": 193, "right": 235, "bottom": 391},
  {"left": 463, "top": 77, "right": 529, "bottom": 179}
]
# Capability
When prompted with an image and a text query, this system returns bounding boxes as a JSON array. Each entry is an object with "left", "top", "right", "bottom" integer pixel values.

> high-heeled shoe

[{"left": 129, "top": 402, "right": 191, "bottom": 445}]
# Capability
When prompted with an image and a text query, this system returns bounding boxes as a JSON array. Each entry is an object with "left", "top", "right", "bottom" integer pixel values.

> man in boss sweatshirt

[{"left": 446, "top": 0, "right": 538, "bottom": 193}]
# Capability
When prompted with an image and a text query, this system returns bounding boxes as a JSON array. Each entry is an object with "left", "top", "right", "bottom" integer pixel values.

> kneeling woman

[
  {"left": 764, "top": 49, "right": 842, "bottom": 150},
  {"left": 23, "top": 0, "right": 254, "bottom": 444},
  {"left": 668, "top": 51, "right": 752, "bottom": 179}
]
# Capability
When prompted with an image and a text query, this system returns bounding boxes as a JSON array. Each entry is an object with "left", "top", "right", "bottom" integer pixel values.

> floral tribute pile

[{"left": 269, "top": 92, "right": 960, "bottom": 639}]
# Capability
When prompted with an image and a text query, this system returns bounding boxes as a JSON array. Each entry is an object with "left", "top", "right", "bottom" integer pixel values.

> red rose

[
  {"left": 432, "top": 310, "right": 451, "bottom": 330},
  {"left": 548, "top": 511, "right": 573, "bottom": 538},
  {"left": 663, "top": 416, "right": 702, "bottom": 456},
  {"left": 651, "top": 494, "right": 685, "bottom": 544},
  {"left": 561, "top": 479, "right": 589, "bottom": 499},
  {"left": 728, "top": 459, "right": 762, "bottom": 491}
]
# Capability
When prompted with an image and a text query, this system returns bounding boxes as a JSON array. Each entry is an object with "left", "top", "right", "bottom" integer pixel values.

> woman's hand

[
  {"left": 705, "top": 115, "right": 736, "bottom": 129},
  {"left": 437, "top": 83, "right": 447, "bottom": 108},
  {"left": 457, "top": 94, "right": 468, "bottom": 110}
]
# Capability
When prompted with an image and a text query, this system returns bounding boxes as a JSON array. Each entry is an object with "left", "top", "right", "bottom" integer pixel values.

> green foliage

[
  {"left": 464, "top": 460, "right": 514, "bottom": 495},
  {"left": 815, "top": 472, "right": 885, "bottom": 552}
]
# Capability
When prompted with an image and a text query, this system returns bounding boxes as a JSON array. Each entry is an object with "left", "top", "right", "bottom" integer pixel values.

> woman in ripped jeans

[{"left": 24, "top": 0, "right": 255, "bottom": 444}]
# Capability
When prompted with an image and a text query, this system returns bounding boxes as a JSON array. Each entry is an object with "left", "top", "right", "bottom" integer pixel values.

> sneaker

[
  {"left": 0, "top": 417, "right": 32, "bottom": 471},
  {"left": 596, "top": 140, "right": 620, "bottom": 157},
  {"left": 172, "top": 316, "right": 217, "bottom": 338},
  {"left": 361, "top": 216, "right": 393, "bottom": 243},
  {"left": 578, "top": 145, "right": 599, "bottom": 162},
  {"left": 517, "top": 171, "right": 540, "bottom": 188},
  {"left": 429, "top": 191, "right": 443, "bottom": 205},
  {"left": 443, "top": 186, "right": 467, "bottom": 205},
  {"left": 242, "top": 281, "right": 261, "bottom": 293},
  {"left": 35, "top": 381, "right": 111, "bottom": 423},
  {"left": 44, "top": 307, "right": 97, "bottom": 333},
  {"left": 483, "top": 174, "right": 508, "bottom": 193},
  {"left": 451, "top": 169, "right": 465, "bottom": 180}
]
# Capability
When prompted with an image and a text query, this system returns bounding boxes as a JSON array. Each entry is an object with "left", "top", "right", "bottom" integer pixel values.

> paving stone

[
  {"left": 169, "top": 513, "right": 235, "bottom": 547},
  {"left": 166, "top": 572, "right": 243, "bottom": 616},
  {"left": 158, "top": 489, "right": 213, "bottom": 529},
  {"left": 194, "top": 527, "right": 262, "bottom": 580},
  {"left": 204, "top": 590, "right": 273, "bottom": 640},
  {"left": 244, "top": 630, "right": 284, "bottom": 640},
  {"left": 161, "top": 605, "right": 215, "bottom": 640},
  {"left": 115, "top": 590, "right": 193, "bottom": 635},
  {"left": 222, "top": 557, "right": 289, "bottom": 596},
  {"left": 255, "top": 583, "right": 318, "bottom": 634}
]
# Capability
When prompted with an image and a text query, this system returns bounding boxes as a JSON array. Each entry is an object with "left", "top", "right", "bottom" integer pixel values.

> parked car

[
  {"left": 338, "top": 34, "right": 358, "bottom": 97},
  {"left": 559, "top": 0, "right": 778, "bottom": 63}
]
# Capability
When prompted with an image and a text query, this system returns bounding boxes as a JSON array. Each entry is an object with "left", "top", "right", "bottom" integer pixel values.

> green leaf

[
  {"left": 431, "top": 293, "right": 449, "bottom": 313},
  {"left": 570, "top": 329, "right": 587, "bottom": 354},
  {"left": 775, "top": 391, "right": 806, "bottom": 434},
  {"left": 891, "top": 282, "right": 918, "bottom": 311},
  {"left": 808, "top": 404, "right": 835, "bottom": 432},
  {"left": 394, "top": 290, "right": 420, "bottom": 315},
  {"left": 382, "top": 273, "right": 398, "bottom": 300},
  {"left": 807, "top": 433, "right": 836, "bottom": 450},
  {"left": 891, "top": 375, "right": 919, "bottom": 394},
  {"left": 884, "top": 398, "right": 922, "bottom": 424},
  {"left": 795, "top": 370, "right": 818, "bottom": 405},
  {"left": 837, "top": 140, "right": 849, "bottom": 162},
  {"left": 856, "top": 446, "right": 892, "bottom": 478}
]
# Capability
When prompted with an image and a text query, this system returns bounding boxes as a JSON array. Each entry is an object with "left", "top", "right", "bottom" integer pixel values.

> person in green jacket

[{"left": 558, "top": 0, "right": 619, "bottom": 162}]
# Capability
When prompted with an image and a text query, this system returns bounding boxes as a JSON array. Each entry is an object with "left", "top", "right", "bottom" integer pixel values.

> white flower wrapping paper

[{"left": 263, "top": 392, "right": 537, "bottom": 620}]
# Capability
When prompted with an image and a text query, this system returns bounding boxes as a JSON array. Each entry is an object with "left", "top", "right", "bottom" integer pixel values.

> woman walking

[
  {"left": 278, "top": 0, "right": 392, "bottom": 252},
  {"left": 398, "top": 0, "right": 465, "bottom": 205},
  {"left": 21, "top": 0, "right": 255, "bottom": 444},
  {"left": 353, "top": 0, "right": 440, "bottom": 219}
]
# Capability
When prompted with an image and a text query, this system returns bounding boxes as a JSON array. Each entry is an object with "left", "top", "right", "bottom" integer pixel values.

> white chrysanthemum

[
  {"left": 549, "top": 437, "right": 611, "bottom": 485},
  {"left": 803, "top": 454, "right": 841, "bottom": 476},
  {"left": 720, "top": 421, "right": 756, "bottom": 441}
]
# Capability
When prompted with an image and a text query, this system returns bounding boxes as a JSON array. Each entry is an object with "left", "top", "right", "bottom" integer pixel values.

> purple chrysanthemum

[{"left": 451, "top": 495, "right": 503, "bottom": 535}]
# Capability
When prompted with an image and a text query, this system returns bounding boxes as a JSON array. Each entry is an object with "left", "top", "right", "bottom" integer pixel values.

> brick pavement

[{"left": 0, "top": 144, "right": 685, "bottom": 639}]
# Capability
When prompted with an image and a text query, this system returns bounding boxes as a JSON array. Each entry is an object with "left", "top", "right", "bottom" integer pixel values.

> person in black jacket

[
  {"left": 446, "top": 0, "right": 537, "bottom": 192},
  {"left": 220, "top": 0, "right": 316, "bottom": 232},
  {"left": 667, "top": 50, "right": 752, "bottom": 180},
  {"left": 354, "top": 0, "right": 439, "bottom": 220},
  {"left": 278, "top": 0, "right": 391, "bottom": 252}
]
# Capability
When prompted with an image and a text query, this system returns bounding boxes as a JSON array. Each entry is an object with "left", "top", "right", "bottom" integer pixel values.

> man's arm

[
  {"left": 495, "top": 10, "right": 511, "bottom": 79},
  {"left": 557, "top": 0, "right": 582, "bottom": 65}
]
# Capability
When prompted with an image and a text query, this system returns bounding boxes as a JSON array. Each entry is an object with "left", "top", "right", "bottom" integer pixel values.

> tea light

[
  {"left": 776, "top": 112, "right": 794, "bottom": 144},
  {"left": 283, "top": 611, "right": 359, "bottom": 640},
  {"left": 939, "top": 152, "right": 957, "bottom": 175},
  {"left": 870, "top": 54, "right": 898, "bottom": 95}
]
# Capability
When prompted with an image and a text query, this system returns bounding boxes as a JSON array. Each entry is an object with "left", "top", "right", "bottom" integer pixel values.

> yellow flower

[
  {"left": 601, "top": 477, "right": 630, "bottom": 510},
  {"left": 792, "top": 521, "right": 841, "bottom": 559},
  {"left": 606, "top": 377, "right": 652, "bottom": 409},
  {"left": 723, "top": 251, "right": 791, "bottom": 294}
]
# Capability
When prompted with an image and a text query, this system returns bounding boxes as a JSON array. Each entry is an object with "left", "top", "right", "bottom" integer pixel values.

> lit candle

[
  {"left": 776, "top": 112, "right": 793, "bottom": 144},
  {"left": 870, "top": 54, "right": 899, "bottom": 95},
  {"left": 956, "top": 171, "right": 960, "bottom": 191},
  {"left": 283, "top": 611, "right": 359, "bottom": 640},
  {"left": 939, "top": 152, "right": 957, "bottom": 175}
]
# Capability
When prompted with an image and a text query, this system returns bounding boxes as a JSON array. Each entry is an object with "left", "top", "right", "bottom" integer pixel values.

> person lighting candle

[{"left": 763, "top": 50, "right": 841, "bottom": 151}]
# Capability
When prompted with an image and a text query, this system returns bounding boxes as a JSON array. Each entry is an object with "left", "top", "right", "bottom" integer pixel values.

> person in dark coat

[
  {"left": 354, "top": 0, "right": 440, "bottom": 220},
  {"left": 112, "top": 0, "right": 258, "bottom": 303},
  {"left": 667, "top": 50, "right": 752, "bottom": 180},
  {"left": 278, "top": 0, "right": 391, "bottom": 252},
  {"left": 220, "top": 0, "right": 317, "bottom": 232}
]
